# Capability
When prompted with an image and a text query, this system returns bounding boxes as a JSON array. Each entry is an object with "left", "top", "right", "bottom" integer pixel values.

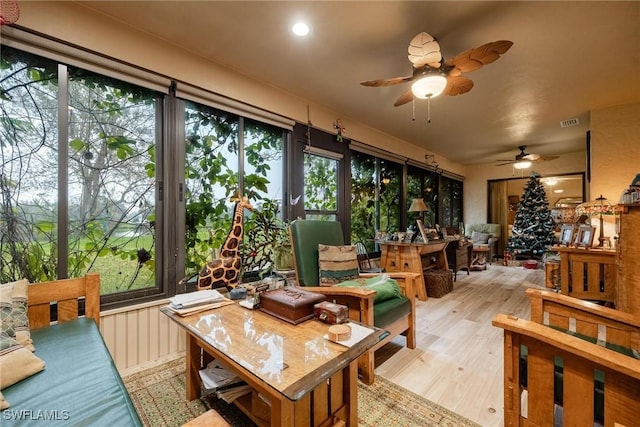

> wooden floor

[{"left": 375, "top": 263, "right": 545, "bottom": 427}]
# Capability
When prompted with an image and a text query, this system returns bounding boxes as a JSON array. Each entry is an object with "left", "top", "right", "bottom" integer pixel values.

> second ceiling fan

[
  {"left": 361, "top": 32, "right": 513, "bottom": 107},
  {"left": 496, "top": 145, "right": 559, "bottom": 168}
]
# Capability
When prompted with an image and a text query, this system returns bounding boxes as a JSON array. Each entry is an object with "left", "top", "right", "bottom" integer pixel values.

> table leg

[
  {"left": 402, "top": 247, "right": 427, "bottom": 301},
  {"left": 186, "top": 333, "right": 202, "bottom": 401},
  {"left": 346, "top": 361, "right": 358, "bottom": 425}
]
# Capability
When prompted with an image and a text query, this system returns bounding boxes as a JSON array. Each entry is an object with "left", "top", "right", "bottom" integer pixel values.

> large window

[
  {"left": 350, "top": 151, "right": 376, "bottom": 244},
  {"left": 407, "top": 166, "right": 438, "bottom": 227},
  {"left": 439, "top": 176, "right": 463, "bottom": 227},
  {"left": 1, "top": 47, "right": 159, "bottom": 303},
  {"left": 1, "top": 48, "right": 59, "bottom": 284},
  {"left": 183, "top": 102, "right": 286, "bottom": 279},
  {"left": 379, "top": 159, "right": 402, "bottom": 233},
  {"left": 2, "top": 42, "right": 288, "bottom": 306},
  {"left": 303, "top": 152, "right": 338, "bottom": 221}
]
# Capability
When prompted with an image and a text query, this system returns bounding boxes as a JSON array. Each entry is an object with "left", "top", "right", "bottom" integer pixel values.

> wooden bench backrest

[
  {"left": 493, "top": 313, "right": 640, "bottom": 427},
  {"left": 27, "top": 272, "right": 101, "bottom": 329},
  {"left": 526, "top": 288, "right": 640, "bottom": 350}
]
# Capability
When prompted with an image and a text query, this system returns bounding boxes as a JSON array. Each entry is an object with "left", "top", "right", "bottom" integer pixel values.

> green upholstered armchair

[{"left": 289, "top": 219, "right": 418, "bottom": 385}]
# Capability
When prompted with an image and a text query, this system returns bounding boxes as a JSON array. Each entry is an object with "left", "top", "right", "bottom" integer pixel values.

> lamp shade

[
  {"left": 409, "top": 198, "right": 429, "bottom": 212},
  {"left": 411, "top": 75, "right": 447, "bottom": 99},
  {"left": 575, "top": 195, "right": 614, "bottom": 217}
]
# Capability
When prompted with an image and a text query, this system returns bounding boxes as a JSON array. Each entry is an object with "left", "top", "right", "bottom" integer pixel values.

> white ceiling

[{"left": 75, "top": 1, "right": 640, "bottom": 166}]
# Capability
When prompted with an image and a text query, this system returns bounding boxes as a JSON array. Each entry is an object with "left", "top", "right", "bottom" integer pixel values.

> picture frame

[
  {"left": 574, "top": 225, "right": 595, "bottom": 248},
  {"left": 416, "top": 219, "right": 429, "bottom": 243},
  {"left": 559, "top": 224, "right": 575, "bottom": 246}
]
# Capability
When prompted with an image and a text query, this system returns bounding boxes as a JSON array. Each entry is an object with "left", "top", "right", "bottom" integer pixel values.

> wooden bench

[
  {"left": 492, "top": 288, "right": 640, "bottom": 427},
  {"left": 2, "top": 273, "right": 142, "bottom": 426}
]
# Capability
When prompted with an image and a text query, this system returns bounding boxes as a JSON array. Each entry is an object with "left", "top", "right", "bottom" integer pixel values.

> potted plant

[
  {"left": 272, "top": 222, "right": 293, "bottom": 271},
  {"left": 241, "top": 199, "right": 293, "bottom": 277}
]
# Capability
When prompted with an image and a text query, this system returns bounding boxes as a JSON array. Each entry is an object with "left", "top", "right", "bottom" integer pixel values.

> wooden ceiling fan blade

[
  {"left": 443, "top": 75, "right": 474, "bottom": 96},
  {"left": 394, "top": 89, "right": 414, "bottom": 107},
  {"left": 407, "top": 32, "right": 442, "bottom": 67},
  {"left": 444, "top": 40, "right": 513, "bottom": 74},
  {"left": 496, "top": 161, "right": 516, "bottom": 166},
  {"left": 534, "top": 155, "right": 559, "bottom": 162},
  {"left": 522, "top": 153, "right": 542, "bottom": 162},
  {"left": 360, "top": 75, "right": 414, "bottom": 87}
]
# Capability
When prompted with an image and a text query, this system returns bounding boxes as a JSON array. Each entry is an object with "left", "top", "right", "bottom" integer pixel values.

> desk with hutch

[{"left": 376, "top": 240, "right": 449, "bottom": 301}]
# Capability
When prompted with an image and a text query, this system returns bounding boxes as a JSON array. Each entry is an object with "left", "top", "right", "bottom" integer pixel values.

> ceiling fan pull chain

[
  {"left": 412, "top": 98, "right": 416, "bottom": 121},
  {"left": 427, "top": 96, "right": 432, "bottom": 124}
]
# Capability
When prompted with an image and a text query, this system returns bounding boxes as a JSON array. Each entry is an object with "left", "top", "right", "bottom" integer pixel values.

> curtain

[{"left": 489, "top": 180, "right": 509, "bottom": 257}]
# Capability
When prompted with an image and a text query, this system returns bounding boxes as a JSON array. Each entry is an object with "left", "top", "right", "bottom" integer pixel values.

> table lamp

[
  {"left": 409, "top": 198, "right": 430, "bottom": 225},
  {"left": 575, "top": 195, "right": 614, "bottom": 247}
]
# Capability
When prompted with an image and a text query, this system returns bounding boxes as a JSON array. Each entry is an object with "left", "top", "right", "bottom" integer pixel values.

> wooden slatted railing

[
  {"left": 552, "top": 246, "right": 617, "bottom": 304},
  {"left": 493, "top": 289, "right": 640, "bottom": 427}
]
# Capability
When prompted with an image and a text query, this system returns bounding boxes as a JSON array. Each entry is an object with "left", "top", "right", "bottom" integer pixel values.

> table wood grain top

[{"left": 161, "top": 302, "right": 383, "bottom": 400}]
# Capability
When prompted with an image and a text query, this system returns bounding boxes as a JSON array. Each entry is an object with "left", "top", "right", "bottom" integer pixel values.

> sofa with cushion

[
  {"left": 289, "top": 219, "right": 418, "bottom": 385},
  {"left": 0, "top": 273, "right": 141, "bottom": 426},
  {"left": 465, "top": 223, "right": 501, "bottom": 264}
]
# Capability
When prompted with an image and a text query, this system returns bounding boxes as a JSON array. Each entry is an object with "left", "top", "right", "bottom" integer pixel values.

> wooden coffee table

[
  {"left": 471, "top": 246, "right": 491, "bottom": 270},
  {"left": 161, "top": 303, "right": 384, "bottom": 427}
]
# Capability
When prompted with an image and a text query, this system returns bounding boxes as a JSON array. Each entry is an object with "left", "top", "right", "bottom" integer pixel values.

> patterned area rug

[{"left": 123, "top": 356, "right": 480, "bottom": 427}]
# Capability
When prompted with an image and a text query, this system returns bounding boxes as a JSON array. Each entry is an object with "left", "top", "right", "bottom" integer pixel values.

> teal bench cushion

[{"left": 2, "top": 318, "right": 142, "bottom": 427}]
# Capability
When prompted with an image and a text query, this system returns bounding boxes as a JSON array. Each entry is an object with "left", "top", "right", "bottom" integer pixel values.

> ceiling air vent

[{"left": 560, "top": 117, "right": 580, "bottom": 128}]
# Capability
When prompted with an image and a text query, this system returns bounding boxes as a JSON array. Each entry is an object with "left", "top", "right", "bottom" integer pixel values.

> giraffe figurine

[{"left": 196, "top": 195, "right": 253, "bottom": 290}]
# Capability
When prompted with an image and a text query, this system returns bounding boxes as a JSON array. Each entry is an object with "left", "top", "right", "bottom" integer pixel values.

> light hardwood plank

[{"left": 376, "top": 264, "right": 545, "bottom": 427}]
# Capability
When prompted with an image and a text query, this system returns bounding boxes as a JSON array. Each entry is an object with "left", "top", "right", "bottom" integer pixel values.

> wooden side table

[
  {"left": 445, "top": 240, "right": 472, "bottom": 281},
  {"left": 471, "top": 246, "right": 491, "bottom": 270}
]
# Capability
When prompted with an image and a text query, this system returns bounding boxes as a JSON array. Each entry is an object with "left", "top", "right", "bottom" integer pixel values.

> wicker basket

[{"left": 424, "top": 270, "right": 453, "bottom": 298}]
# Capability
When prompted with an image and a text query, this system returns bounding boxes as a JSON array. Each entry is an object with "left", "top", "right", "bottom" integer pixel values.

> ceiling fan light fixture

[
  {"left": 513, "top": 160, "right": 532, "bottom": 169},
  {"left": 411, "top": 75, "right": 447, "bottom": 99}
]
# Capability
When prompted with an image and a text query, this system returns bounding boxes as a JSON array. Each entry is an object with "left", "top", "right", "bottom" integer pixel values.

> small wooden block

[
  {"left": 182, "top": 409, "right": 230, "bottom": 427},
  {"left": 328, "top": 324, "right": 351, "bottom": 341}
]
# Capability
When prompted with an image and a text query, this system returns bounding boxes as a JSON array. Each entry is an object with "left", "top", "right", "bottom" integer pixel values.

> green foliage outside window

[{"left": 1, "top": 47, "right": 157, "bottom": 294}]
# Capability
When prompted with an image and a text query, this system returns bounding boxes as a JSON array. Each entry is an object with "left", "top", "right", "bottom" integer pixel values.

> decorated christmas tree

[{"left": 507, "top": 173, "right": 556, "bottom": 256}]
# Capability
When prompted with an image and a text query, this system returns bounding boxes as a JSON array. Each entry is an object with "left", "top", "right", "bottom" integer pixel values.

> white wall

[{"left": 590, "top": 102, "right": 640, "bottom": 241}]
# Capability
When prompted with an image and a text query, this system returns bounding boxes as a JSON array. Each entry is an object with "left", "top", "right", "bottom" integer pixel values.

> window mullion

[{"left": 57, "top": 64, "right": 69, "bottom": 279}]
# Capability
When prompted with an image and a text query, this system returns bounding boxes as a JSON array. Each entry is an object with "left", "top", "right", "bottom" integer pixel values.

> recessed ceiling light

[
  {"left": 554, "top": 189, "right": 564, "bottom": 194},
  {"left": 291, "top": 21, "right": 310, "bottom": 36}
]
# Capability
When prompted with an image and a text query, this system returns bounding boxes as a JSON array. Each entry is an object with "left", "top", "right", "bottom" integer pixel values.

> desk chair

[
  {"left": 289, "top": 219, "right": 417, "bottom": 385},
  {"left": 355, "top": 241, "right": 383, "bottom": 273}
]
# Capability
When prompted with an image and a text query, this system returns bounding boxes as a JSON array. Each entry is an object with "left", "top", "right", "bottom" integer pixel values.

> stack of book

[
  {"left": 166, "top": 289, "right": 231, "bottom": 316},
  {"left": 199, "top": 359, "right": 251, "bottom": 403}
]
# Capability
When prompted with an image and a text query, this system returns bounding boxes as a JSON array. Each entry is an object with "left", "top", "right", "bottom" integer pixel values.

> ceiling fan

[
  {"left": 496, "top": 145, "right": 559, "bottom": 169},
  {"left": 360, "top": 32, "right": 513, "bottom": 107}
]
